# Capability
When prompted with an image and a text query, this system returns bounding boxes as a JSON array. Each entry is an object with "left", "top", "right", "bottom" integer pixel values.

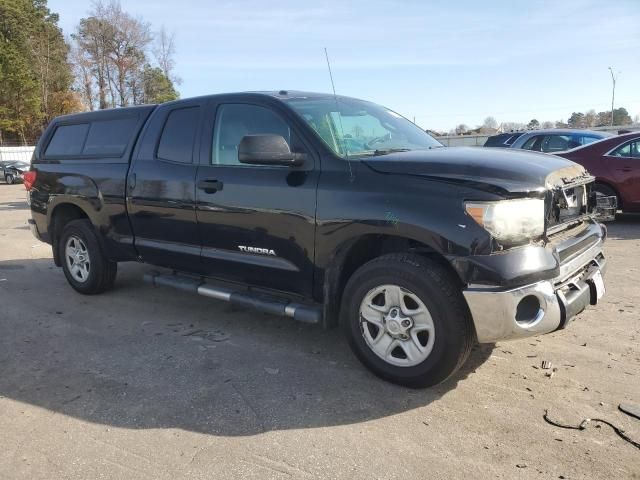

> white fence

[
  {"left": 0, "top": 146, "right": 35, "bottom": 164},
  {"left": 437, "top": 135, "right": 488, "bottom": 147}
]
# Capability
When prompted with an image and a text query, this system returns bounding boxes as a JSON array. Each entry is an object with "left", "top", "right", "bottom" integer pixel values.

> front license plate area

[{"left": 588, "top": 270, "right": 605, "bottom": 305}]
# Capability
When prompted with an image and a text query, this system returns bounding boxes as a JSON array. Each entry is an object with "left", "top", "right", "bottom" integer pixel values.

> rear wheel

[
  {"left": 59, "top": 219, "right": 117, "bottom": 294},
  {"left": 341, "top": 253, "right": 474, "bottom": 388},
  {"left": 5, "top": 174, "right": 15, "bottom": 185}
]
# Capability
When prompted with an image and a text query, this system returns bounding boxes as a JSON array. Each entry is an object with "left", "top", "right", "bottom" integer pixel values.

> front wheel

[
  {"left": 5, "top": 174, "right": 15, "bottom": 185},
  {"left": 341, "top": 253, "right": 474, "bottom": 388},
  {"left": 59, "top": 219, "right": 117, "bottom": 294}
]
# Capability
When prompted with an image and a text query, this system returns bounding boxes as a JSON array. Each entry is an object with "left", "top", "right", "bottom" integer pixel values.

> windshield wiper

[{"left": 372, "top": 148, "right": 412, "bottom": 155}]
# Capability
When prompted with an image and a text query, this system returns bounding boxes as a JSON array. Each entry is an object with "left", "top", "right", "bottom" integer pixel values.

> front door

[
  {"left": 605, "top": 139, "right": 640, "bottom": 211},
  {"left": 195, "top": 100, "right": 318, "bottom": 297}
]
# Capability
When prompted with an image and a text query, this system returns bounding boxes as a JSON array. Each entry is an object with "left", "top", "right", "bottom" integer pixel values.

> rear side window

[
  {"left": 157, "top": 107, "right": 200, "bottom": 163},
  {"left": 83, "top": 117, "right": 138, "bottom": 156},
  {"left": 45, "top": 124, "right": 90, "bottom": 156},
  {"left": 580, "top": 135, "right": 600, "bottom": 146}
]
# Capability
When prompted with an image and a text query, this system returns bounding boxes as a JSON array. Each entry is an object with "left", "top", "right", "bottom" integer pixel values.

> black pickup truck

[{"left": 26, "top": 91, "right": 610, "bottom": 387}]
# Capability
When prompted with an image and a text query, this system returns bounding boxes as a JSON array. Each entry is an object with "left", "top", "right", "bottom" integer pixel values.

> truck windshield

[{"left": 286, "top": 96, "right": 443, "bottom": 158}]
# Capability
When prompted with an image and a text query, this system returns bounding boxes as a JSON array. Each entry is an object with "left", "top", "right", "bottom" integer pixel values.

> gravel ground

[{"left": 0, "top": 183, "right": 638, "bottom": 479}]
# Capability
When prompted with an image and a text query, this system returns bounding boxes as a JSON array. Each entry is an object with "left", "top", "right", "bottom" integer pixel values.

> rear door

[
  {"left": 604, "top": 139, "right": 640, "bottom": 211},
  {"left": 127, "top": 100, "right": 204, "bottom": 271},
  {"left": 194, "top": 98, "right": 318, "bottom": 297}
]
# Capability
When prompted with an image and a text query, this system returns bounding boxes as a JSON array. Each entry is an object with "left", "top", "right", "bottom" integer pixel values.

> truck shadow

[
  {"left": 0, "top": 200, "right": 30, "bottom": 210},
  {"left": 606, "top": 213, "right": 640, "bottom": 240},
  {"left": 0, "top": 258, "right": 493, "bottom": 437}
]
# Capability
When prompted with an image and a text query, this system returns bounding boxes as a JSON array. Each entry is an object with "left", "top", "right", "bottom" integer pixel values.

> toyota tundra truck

[{"left": 25, "top": 91, "right": 611, "bottom": 387}]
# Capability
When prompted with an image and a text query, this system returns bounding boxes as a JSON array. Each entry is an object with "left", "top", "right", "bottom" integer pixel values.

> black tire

[
  {"left": 340, "top": 253, "right": 474, "bottom": 388},
  {"left": 5, "top": 174, "right": 15, "bottom": 185},
  {"left": 593, "top": 183, "right": 620, "bottom": 210},
  {"left": 58, "top": 219, "right": 117, "bottom": 294}
]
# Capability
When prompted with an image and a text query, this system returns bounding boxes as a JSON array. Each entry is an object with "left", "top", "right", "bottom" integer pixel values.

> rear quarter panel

[{"left": 30, "top": 106, "right": 155, "bottom": 260}]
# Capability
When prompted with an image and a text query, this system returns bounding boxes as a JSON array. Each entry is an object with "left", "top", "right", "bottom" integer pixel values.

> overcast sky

[{"left": 49, "top": 0, "right": 640, "bottom": 131}]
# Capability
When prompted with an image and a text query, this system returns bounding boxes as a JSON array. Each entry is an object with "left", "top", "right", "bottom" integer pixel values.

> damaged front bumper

[{"left": 461, "top": 221, "right": 607, "bottom": 343}]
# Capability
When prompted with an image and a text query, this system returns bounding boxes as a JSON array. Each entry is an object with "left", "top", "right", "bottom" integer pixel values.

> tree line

[
  {"left": 0, "top": 0, "right": 179, "bottom": 145},
  {"left": 448, "top": 107, "right": 635, "bottom": 136}
]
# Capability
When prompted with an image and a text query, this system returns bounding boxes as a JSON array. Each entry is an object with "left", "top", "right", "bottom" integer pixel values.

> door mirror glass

[{"left": 238, "top": 134, "right": 305, "bottom": 166}]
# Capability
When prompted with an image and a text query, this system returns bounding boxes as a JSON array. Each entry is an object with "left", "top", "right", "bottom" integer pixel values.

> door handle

[
  {"left": 618, "top": 167, "right": 632, "bottom": 172},
  {"left": 197, "top": 179, "right": 224, "bottom": 193}
]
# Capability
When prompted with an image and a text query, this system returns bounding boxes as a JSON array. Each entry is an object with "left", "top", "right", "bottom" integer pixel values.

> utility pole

[{"left": 608, "top": 67, "right": 619, "bottom": 126}]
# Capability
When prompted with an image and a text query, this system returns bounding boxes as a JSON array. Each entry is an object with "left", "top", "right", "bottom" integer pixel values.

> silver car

[{"left": 509, "top": 129, "right": 612, "bottom": 153}]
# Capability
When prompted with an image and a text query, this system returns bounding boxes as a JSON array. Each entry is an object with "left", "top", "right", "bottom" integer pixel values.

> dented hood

[{"left": 363, "top": 147, "right": 590, "bottom": 195}]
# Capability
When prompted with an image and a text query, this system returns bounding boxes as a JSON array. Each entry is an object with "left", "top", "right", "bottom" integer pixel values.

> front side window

[
  {"left": 213, "top": 104, "right": 292, "bottom": 166},
  {"left": 610, "top": 141, "right": 640, "bottom": 158},
  {"left": 286, "top": 96, "right": 441, "bottom": 158},
  {"left": 521, "top": 135, "right": 542, "bottom": 151},
  {"left": 541, "top": 135, "right": 571, "bottom": 152},
  {"left": 580, "top": 135, "right": 600, "bottom": 146}
]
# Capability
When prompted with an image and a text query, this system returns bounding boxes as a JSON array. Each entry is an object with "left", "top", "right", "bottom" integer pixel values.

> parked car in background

[
  {"left": 555, "top": 131, "right": 640, "bottom": 212},
  {"left": 1, "top": 160, "right": 30, "bottom": 184},
  {"left": 483, "top": 132, "right": 525, "bottom": 148},
  {"left": 508, "top": 129, "right": 612, "bottom": 153}
]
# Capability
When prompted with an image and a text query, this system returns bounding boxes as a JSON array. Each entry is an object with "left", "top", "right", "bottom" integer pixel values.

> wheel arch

[
  {"left": 49, "top": 203, "right": 92, "bottom": 267},
  {"left": 594, "top": 179, "right": 623, "bottom": 210},
  {"left": 321, "top": 233, "right": 458, "bottom": 328}
]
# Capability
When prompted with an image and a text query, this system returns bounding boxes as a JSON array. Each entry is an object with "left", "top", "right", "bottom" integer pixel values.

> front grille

[
  {"left": 546, "top": 179, "right": 594, "bottom": 233},
  {"left": 547, "top": 221, "right": 589, "bottom": 244}
]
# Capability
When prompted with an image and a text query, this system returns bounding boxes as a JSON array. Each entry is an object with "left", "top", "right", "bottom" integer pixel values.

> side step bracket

[{"left": 143, "top": 272, "right": 321, "bottom": 324}]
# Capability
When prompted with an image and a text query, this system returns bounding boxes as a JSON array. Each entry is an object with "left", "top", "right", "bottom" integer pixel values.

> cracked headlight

[{"left": 465, "top": 198, "right": 545, "bottom": 245}]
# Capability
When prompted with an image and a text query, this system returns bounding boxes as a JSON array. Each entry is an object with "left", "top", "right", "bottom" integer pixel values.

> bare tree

[
  {"left": 73, "top": 9, "right": 115, "bottom": 109},
  {"left": 584, "top": 109, "right": 597, "bottom": 128},
  {"left": 455, "top": 124, "right": 468, "bottom": 135},
  {"left": 98, "top": 2, "right": 151, "bottom": 107},
  {"left": 71, "top": 0, "right": 178, "bottom": 109},
  {"left": 501, "top": 122, "right": 526, "bottom": 132},
  {"left": 153, "top": 26, "right": 181, "bottom": 85},
  {"left": 482, "top": 116, "right": 498, "bottom": 129},
  {"left": 70, "top": 43, "right": 95, "bottom": 110}
]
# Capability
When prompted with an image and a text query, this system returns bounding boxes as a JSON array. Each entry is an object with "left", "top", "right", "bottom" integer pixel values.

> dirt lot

[{"left": 0, "top": 183, "right": 638, "bottom": 479}]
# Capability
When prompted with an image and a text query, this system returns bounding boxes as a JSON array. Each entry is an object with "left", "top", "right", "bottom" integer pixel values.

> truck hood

[{"left": 362, "top": 147, "right": 589, "bottom": 195}]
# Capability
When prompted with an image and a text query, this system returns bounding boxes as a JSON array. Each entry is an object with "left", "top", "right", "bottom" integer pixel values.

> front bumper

[{"left": 463, "top": 234, "right": 607, "bottom": 343}]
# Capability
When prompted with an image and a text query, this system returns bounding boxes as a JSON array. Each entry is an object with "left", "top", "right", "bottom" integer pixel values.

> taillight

[{"left": 23, "top": 171, "right": 37, "bottom": 191}]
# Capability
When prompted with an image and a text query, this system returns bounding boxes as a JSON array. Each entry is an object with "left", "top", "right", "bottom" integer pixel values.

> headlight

[{"left": 465, "top": 198, "right": 544, "bottom": 245}]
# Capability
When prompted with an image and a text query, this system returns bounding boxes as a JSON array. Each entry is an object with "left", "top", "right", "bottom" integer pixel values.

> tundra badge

[{"left": 238, "top": 246, "right": 276, "bottom": 256}]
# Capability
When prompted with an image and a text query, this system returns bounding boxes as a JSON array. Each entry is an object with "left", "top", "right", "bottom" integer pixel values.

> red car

[{"left": 555, "top": 131, "right": 640, "bottom": 212}]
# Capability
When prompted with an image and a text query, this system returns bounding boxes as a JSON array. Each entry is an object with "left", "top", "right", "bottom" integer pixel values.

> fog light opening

[{"left": 516, "top": 295, "right": 542, "bottom": 326}]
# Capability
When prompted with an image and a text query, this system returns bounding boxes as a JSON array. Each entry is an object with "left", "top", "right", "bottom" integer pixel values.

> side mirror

[{"left": 238, "top": 134, "right": 306, "bottom": 166}]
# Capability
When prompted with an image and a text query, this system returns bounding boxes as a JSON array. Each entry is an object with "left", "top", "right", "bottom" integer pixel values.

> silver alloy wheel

[
  {"left": 359, "top": 284, "right": 435, "bottom": 367},
  {"left": 65, "top": 235, "right": 90, "bottom": 283}
]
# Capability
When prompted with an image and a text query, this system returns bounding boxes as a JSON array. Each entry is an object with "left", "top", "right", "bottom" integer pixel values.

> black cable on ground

[{"left": 543, "top": 410, "right": 640, "bottom": 451}]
